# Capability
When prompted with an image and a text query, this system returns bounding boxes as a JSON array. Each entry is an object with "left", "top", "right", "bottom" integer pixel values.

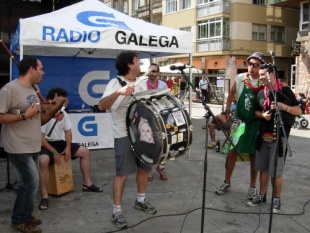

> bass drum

[{"left": 126, "top": 94, "right": 192, "bottom": 166}]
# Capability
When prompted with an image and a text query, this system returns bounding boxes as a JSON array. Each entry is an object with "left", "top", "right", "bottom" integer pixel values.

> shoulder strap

[{"left": 117, "top": 77, "right": 126, "bottom": 87}]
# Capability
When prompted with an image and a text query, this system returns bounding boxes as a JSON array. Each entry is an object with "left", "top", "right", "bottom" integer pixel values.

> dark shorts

[
  {"left": 40, "top": 141, "right": 80, "bottom": 166},
  {"left": 114, "top": 137, "right": 151, "bottom": 176},
  {"left": 255, "top": 139, "right": 285, "bottom": 177},
  {"left": 216, "top": 122, "right": 231, "bottom": 131}
]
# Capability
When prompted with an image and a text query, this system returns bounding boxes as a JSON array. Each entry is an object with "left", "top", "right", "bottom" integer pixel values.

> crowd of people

[{"left": 0, "top": 51, "right": 302, "bottom": 232}]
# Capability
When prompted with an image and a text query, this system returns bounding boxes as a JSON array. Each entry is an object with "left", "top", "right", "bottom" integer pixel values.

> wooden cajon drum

[{"left": 48, "top": 157, "right": 74, "bottom": 195}]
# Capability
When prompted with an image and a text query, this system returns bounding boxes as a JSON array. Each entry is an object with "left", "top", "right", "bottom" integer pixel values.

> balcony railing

[
  {"left": 197, "top": 38, "right": 231, "bottom": 52},
  {"left": 197, "top": 0, "right": 231, "bottom": 18}
]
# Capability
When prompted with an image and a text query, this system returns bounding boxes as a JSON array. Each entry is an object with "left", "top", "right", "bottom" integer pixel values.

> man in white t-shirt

[
  {"left": 199, "top": 77, "right": 209, "bottom": 103},
  {"left": 98, "top": 51, "right": 157, "bottom": 230},
  {"left": 38, "top": 87, "right": 102, "bottom": 211}
]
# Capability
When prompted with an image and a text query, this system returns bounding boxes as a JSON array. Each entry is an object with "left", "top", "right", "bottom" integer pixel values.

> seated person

[
  {"left": 38, "top": 87, "right": 102, "bottom": 210},
  {"left": 207, "top": 96, "right": 236, "bottom": 148}
]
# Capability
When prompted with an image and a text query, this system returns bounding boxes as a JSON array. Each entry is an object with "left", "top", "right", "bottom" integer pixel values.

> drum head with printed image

[{"left": 126, "top": 100, "right": 164, "bottom": 165}]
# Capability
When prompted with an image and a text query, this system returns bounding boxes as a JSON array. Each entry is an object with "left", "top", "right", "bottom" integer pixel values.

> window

[
  {"left": 271, "top": 26, "right": 284, "bottom": 43},
  {"left": 197, "top": 0, "right": 213, "bottom": 5},
  {"left": 301, "top": 2, "right": 309, "bottom": 31},
  {"left": 123, "top": 0, "right": 128, "bottom": 14},
  {"left": 133, "top": 0, "right": 139, "bottom": 13},
  {"left": 197, "top": 18, "right": 230, "bottom": 39},
  {"left": 167, "top": 0, "right": 177, "bottom": 13},
  {"left": 198, "top": 21, "right": 208, "bottom": 39},
  {"left": 105, "top": 1, "right": 112, "bottom": 7},
  {"left": 252, "top": 24, "right": 266, "bottom": 41},
  {"left": 253, "top": 0, "right": 266, "bottom": 5},
  {"left": 180, "top": 27, "right": 191, "bottom": 32},
  {"left": 113, "top": 1, "right": 118, "bottom": 10},
  {"left": 180, "top": 0, "right": 191, "bottom": 10}
]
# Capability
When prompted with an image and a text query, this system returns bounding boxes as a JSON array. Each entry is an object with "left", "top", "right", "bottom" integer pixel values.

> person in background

[
  {"left": 247, "top": 65, "right": 301, "bottom": 213},
  {"left": 166, "top": 76, "right": 173, "bottom": 93},
  {"left": 179, "top": 77, "right": 187, "bottom": 101},
  {"left": 145, "top": 63, "right": 169, "bottom": 182},
  {"left": 98, "top": 51, "right": 157, "bottom": 230},
  {"left": 38, "top": 87, "right": 102, "bottom": 211},
  {"left": 172, "top": 77, "right": 179, "bottom": 97},
  {"left": 0, "top": 56, "right": 44, "bottom": 233},
  {"left": 207, "top": 95, "right": 237, "bottom": 148},
  {"left": 215, "top": 52, "right": 265, "bottom": 200},
  {"left": 199, "top": 76, "right": 209, "bottom": 103},
  {"left": 304, "top": 91, "right": 309, "bottom": 114}
]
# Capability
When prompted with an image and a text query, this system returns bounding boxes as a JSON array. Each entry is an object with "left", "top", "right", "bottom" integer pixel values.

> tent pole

[
  {"left": 189, "top": 53, "right": 192, "bottom": 118},
  {"left": 20, "top": 45, "right": 23, "bottom": 60}
]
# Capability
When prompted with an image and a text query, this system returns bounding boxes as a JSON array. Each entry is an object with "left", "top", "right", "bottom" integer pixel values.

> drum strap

[{"left": 117, "top": 77, "right": 127, "bottom": 87}]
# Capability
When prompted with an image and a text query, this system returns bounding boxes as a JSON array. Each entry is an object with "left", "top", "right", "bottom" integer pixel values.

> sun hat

[{"left": 247, "top": 52, "right": 266, "bottom": 64}]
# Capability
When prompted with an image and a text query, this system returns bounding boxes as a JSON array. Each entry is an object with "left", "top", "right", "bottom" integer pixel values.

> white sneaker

[{"left": 247, "top": 186, "right": 257, "bottom": 200}]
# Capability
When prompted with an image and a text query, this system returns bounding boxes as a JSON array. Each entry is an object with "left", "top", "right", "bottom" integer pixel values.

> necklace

[{"left": 243, "top": 74, "right": 263, "bottom": 93}]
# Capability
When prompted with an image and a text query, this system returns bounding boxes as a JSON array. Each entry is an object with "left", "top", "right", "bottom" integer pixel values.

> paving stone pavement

[{"left": 0, "top": 101, "right": 309, "bottom": 233}]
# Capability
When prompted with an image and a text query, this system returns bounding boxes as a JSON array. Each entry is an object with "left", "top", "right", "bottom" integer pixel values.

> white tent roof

[{"left": 10, "top": 0, "right": 192, "bottom": 59}]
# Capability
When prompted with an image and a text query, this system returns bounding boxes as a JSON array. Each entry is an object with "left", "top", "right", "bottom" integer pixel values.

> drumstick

[
  {"left": 46, "top": 106, "right": 66, "bottom": 138},
  {"left": 121, "top": 69, "right": 150, "bottom": 100},
  {"left": 134, "top": 69, "right": 151, "bottom": 86}
]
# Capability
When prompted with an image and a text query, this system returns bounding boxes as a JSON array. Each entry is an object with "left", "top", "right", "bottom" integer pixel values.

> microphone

[
  {"left": 170, "top": 64, "right": 195, "bottom": 71},
  {"left": 260, "top": 63, "right": 274, "bottom": 73}
]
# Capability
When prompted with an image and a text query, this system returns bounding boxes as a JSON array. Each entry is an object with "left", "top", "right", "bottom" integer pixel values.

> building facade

[
  {"left": 271, "top": 0, "right": 310, "bottom": 94},
  {"left": 105, "top": 0, "right": 301, "bottom": 90}
]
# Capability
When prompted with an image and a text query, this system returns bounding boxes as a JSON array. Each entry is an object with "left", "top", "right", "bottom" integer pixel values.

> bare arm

[
  {"left": 274, "top": 102, "right": 302, "bottom": 116},
  {"left": 63, "top": 129, "right": 72, "bottom": 161},
  {"left": 41, "top": 132, "right": 62, "bottom": 165},
  {"left": 0, "top": 103, "right": 37, "bottom": 124},
  {"left": 98, "top": 91, "right": 122, "bottom": 111},
  {"left": 225, "top": 82, "right": 236, "bottom": 113},
  {"left": 98, "top": 85, "right": 135, "bottom": 111}
]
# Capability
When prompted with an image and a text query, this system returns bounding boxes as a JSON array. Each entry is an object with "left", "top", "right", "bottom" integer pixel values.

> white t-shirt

[
  {"left": 41, "top": 111, "right": 72, "bottom": 141},
  {"left": 199, "top": 79, "right": 208, "bottom": 90},
  {"left": 102, "top": 76, "right": 147, "bottom": 138}
]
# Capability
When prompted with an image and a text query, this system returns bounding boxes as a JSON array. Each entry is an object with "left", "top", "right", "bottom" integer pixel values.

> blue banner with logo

[{"left": 12, "top": 56, "right": 117, "bottom": 110}]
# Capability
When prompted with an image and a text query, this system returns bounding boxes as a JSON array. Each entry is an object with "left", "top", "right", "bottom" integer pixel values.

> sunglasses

[
  {"left": 247, "top": 62, "right": 260, "bottom": 68},
  {"left": 150, "top": 70, "right": 158, "bottom": 73}
]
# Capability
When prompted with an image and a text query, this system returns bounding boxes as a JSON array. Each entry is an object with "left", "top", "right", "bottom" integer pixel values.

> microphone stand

[
  {"left": 265, "top": 53, "right": 292, "bottom": 233},
  {"left": 175, "top": 67, "right": 244, "bottom": 233}
]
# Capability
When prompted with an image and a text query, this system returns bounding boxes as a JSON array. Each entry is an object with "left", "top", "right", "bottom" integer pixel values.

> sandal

[
  {"left": 38, "top": 198, "right": 49, "bottom": 210},
  {"left": 82, "top": 184, "right": 103, "bottom": 192}
]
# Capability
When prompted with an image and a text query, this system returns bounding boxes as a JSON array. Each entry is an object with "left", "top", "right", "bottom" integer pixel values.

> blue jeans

[
  {"left": 179, "top": 90, "right": 186, "bottom": 100},
  {"left": 8, "top": 153, "right": 39, "bottom": 225}
]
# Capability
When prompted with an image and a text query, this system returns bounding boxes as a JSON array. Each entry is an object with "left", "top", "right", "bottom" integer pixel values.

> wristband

[
  {"left": 286, "top": 106, "right": 291, "bottom": 113},
  {"left": 50, "top": 149, "right": 57, "bottom": 155},
  {"left": 21, "top": 113, "right": 26, "bottom": 121}
]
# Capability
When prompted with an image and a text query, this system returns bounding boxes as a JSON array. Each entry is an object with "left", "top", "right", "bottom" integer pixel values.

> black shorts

[{"left": 40, "top": 141, "right": 80, "bottom": 166}]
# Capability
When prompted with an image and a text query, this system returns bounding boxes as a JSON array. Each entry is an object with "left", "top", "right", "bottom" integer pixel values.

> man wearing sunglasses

[
  {"left": 145, "top": 63, "right": 169, "bottom": 181},
  {"left": 215, "top": 52, "right": 265, "bottom": 200}
]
